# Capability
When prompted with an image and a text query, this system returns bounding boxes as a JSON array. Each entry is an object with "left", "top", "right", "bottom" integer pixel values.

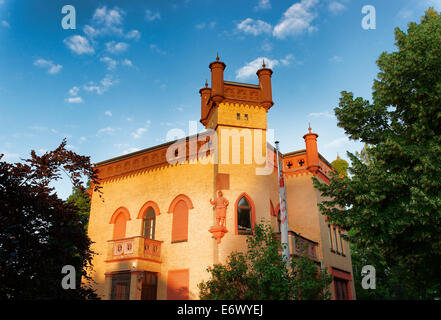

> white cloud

[
  {"left": 145, "top": 9, "right": 161, "bottom": 21},
  {"left": 105, "top": 110, "right": 112, "bottom": 117},
  {"left": 105, "top": 41, "right": 128, "bottom": 54},
  {"left": 93, "top": 6, "right": 124, "bottom": 29},
  {"left": 83, "top": 74, "right": 117, "bottom": 95},
  {"left": 235, "top": 54, "right": 297, "bottom": 80},
  {"left": 126, "top": 29, "right": 141, "bottom": 41},
  {"left": 280, "top": 54, "right": 295, "bottom": 66},
  {"left": 100, "top": 56, "right": 118, "bottom": 70},
  {"left": 195, "top": 21, "right": 216, "bottom": 30},
  {"left": 83, "top": 25, "right": 100, "bottom": 38},
  {"left": 65, "top": 86, "right": 83, "bottom": 103},
  {"left": 33, "top": 59, "right": 63, "bottom": 74},
  {"left": 122, "top": 59, "right": 133, "bottom": 67},
  {"left": 64, "top": 35, "right": 95, "bottom": 55},
  {"left": 236, "top": 57, "right": 278, "bottom": 80},
  {"left": 237, "top": 18, "right": 272, "bottom": 36},
  {"left": 1, "top": 20, "right": 10, "bottom": 28},
  {"left": 131, "top": 120, "right": 151, "bottom": 139},
  {"left": 273, "top": 0, "right": 319, "bottom": 39},
  {"left": 328, "top": 2, "right": 346, "bottom": 15},
  {"left": 65, "top": 96, "right": 84, "bottom": 104},
  {"left": 308, "top": 111, "right": 336, "bottom": 119},
  {"left": 82, "top": 7, "right": 125, "bottom": 38},
  {"left": 69, "top": 86, "right": 80, "bottom": 96},
  {"left": 255, "top": 0, "right": 272, "bottom": 11},
  {"left": 150, "top": 44, "right": 166, "bottom": 55},
  {"left": 97, "top": 127, "right": 116, "bottom": 135}
]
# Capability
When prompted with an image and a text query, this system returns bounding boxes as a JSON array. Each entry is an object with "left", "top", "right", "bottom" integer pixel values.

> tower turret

[
  {"left": 303, "top": 124, "right": 319, "bottom": 173},
  {"left": 256, "top": 60, "right": 274, "bottom": 109},
  {"left": 208, "top": 53, "right": 226, "bottom": 103}
]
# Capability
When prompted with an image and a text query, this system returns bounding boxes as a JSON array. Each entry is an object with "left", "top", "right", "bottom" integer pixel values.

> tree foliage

[
  {"left": 67, "top": 182, "right": 92, "bottom": 232},
  {"left": 0, "top": 140, "right": 101, "bottom": 299},
  {"left": 331, "top": 156, "right": 349, "bottom": 177},
  {"left": 198, "top": 223, "right": 332, "bottom": 300},
  {"left": 313, "top": 9, "right": 441, "bottom": 299}
]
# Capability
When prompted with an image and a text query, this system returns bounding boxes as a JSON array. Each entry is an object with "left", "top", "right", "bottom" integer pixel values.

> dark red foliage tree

[{"left": 0, "top": 140, "right": 101, "bottom": 299}]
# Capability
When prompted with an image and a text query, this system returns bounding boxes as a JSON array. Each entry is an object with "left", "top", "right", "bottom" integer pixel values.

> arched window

[
  {"left": 113, "top": 213, "right": 128, "bottom": 240},
  {"left": 172, "top": 200, "right": 189, "bottom": 242},
  {"left": 168, "top": 194, "right": 193, "bottom": 243},
  {"left": 110, "top": 208, "right": 131, "bottom": 240},
  {"left": 143, "top": 207, "right": 156, "bottom": 240},
  {"left": 236, "top": 195, "right": 255, "bottom": 235}
]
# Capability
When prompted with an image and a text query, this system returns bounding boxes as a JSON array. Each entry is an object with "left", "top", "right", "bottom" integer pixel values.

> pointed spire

[
  {"left": 308, "top": 123, "right": 312, "bottom": 133},
  {"left": 216, "top": 52, "right": 220, "bottom": 61},
  {"left": 262, "top": 59, "right": 266, "bottom": 68},
  {"left": 205, "top": 79, "right": 208, "bottom": 88}
]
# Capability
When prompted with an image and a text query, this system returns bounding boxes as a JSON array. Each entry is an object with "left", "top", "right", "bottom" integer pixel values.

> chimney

[
  {"left": 209, "top": 53, "right": 226, "bottom": 103},
  {"left": 303, "top": 124, "right": 319, "bottom": 173},
  {"left": 256, "top": 60, "right": 274, "bottom": 109}
]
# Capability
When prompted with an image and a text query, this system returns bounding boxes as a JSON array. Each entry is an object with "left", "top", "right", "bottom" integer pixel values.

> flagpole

[{"left": 275, "top": 141, "right": 290, "bottom": 266}]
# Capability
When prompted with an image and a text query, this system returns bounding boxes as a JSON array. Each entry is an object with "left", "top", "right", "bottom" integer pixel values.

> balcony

[
  {"left": 106, "top": 236, "right": 162, "bottom": 263},
  {"left": 289, "top": 231, "right": 318, "bottom": 260},
  {"left": 275, "top": 231, "right": 318, "bottom": 261}
]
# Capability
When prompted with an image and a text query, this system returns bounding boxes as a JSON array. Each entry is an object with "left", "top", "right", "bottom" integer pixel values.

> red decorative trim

[
  {"left": 275, "top": 203, "right": 280, "bottom": 218},
  {"left": 234, "top": 192, "right": 256, "bottom": 235},
  {"left": 109, "top": 207, "right": 131, "bottom": 224},
  {"left": 104, "top": 257, "right": 162, "bottom": 264},
  {"left": 330, "top": 267, "right": 352, "bottom": 281},
  {"left": 167, "top": 194, "right": 194, "bottom": 213},
  {"left": 137, "top": 201, "right": 161, "bottom": 218}
]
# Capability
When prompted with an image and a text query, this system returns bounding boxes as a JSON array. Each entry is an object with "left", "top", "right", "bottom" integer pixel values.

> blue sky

[{"left": 0, "top": 0, "right": 439, "bottom": 198}]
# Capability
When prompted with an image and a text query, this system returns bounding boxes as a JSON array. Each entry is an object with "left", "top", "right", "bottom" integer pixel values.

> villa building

[{"left": 87, "top": 56, "right": 356, "bottom": 300}]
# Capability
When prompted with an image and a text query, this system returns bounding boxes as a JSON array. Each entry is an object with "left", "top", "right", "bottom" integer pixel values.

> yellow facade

[{"left": 86, "top": 57, "right": 356, "bottom": 300}]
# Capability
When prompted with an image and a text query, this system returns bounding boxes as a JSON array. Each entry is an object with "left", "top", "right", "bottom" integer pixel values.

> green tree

[
  {"left": 0, "top": 140, "right": 101, "bottom": 299},
  {"left": 331, "top": 155, "right": 349, "bottom": 177},
  {"left": 198, "top": 223, "right": 332, "bottom": 300},
  {"left": 67, "top": 181, "right": 92, "bottom": 232},
  {"left": 313, "top": 9, "right": 441, "bottom": 299}
]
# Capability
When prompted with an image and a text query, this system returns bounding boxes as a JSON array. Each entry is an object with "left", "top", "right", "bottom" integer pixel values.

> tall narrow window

[
  {"left": 237, "top": 197, "right": 252, "bottom": 235},
  {"left": 172, "top": 200, "right": 189, "bottom": 242},
  {"left": 328, "top": 224, "right": 334, "bottom": 251},
  {"left": 143, "top": 207, "right": 156, "bottom": 240},
  {"left": 113, "top": 213, "right": 128, "bottom": 240},
  {"left": 339, "top": 230, "right": 345, "bottom": 255},
  {"left": 333, "top": 227, "right": 339, "bottom": 253}
]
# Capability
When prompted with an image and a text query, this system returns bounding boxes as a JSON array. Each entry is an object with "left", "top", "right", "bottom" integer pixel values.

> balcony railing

[
  {"left": 274, "top": 231, "right": 318, "bottom": 260},
  {"left": 107, "top": 236, "right": 162, "bottom": 262}
]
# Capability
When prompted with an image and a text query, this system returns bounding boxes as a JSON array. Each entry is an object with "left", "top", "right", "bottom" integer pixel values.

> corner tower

[{"left": 199, "top": 55, "right": 274, "bottom": 130}]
